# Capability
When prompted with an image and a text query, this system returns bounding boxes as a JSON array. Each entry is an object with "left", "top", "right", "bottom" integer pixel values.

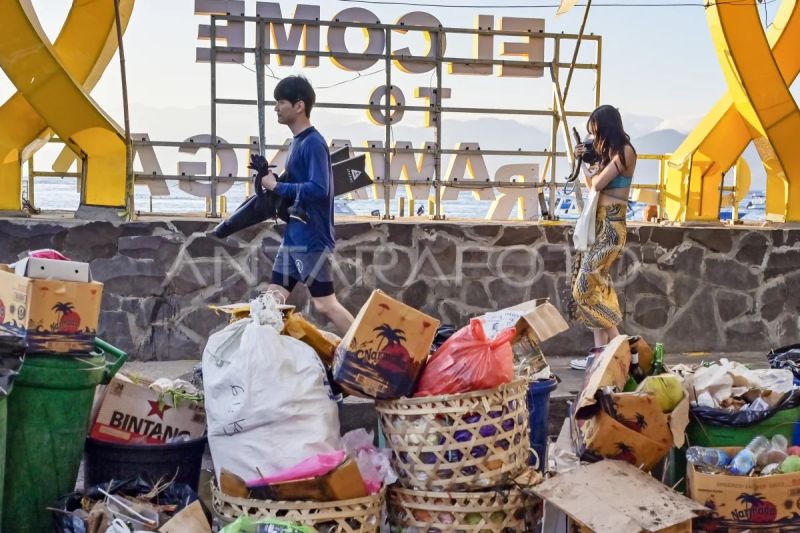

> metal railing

[
  {"left": 21, "top": 15, "right": 747, "bottom": 222},
  {"left": 203, "top": 15, "right": 603, "bottom": 219},
  {"left": 26, "top": 14, "right": 607, "bottom": 220}
]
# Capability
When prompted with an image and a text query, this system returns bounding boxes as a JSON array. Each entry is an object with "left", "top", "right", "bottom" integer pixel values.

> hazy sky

[{"left": 2, "top": 0, "right": 797, "bottom": 189}]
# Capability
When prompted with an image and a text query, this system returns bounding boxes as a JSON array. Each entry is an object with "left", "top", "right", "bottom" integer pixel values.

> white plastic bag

[
  {"left": 573, "top": 189, "right": 599, "bottom": 252},
  {"left": 203, "top": 294, "right": 341, "bottom": 482},
  {"left": 341, "top": 429, "right": 397, "bottom": 494}
]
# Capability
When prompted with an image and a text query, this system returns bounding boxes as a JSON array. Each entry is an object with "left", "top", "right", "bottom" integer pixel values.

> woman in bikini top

[
  {"left": 569, "top": 105, "right": 637, "bottom": 369},
  {"left": 575, "top": 106, "right": 637, "bottom": 204}
]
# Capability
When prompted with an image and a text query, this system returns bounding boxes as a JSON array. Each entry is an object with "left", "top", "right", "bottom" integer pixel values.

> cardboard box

[
  {"left": 14, "top": 257, "right": 91, "bottom": 282},
  {"left": 481, "top": 299, "right": 569, "bottom": 344},
  {"left": 534, "top": 460, "right": 709, "bottom": 533},
  {"left": 0, "top": 261, "right": 103, "bottom": 354},
  {"left": 90, "top": 374, "right": 206, "bottom": 444},
  {"left": 332, "top": 290, "right": 439, "bottom": 399},
  {"left": 688, "top": 448, "right": 800, "bottom": 532},
  {"left": 573, "top": 335, "right": 689, "bottom": 472},
  {"left": 480, "top": 299, "right": 568, "bottom": 379},
  {"left": 578, "top": 395, "right": 688, "bottom": 472},
  {"left": 248, "top": 458, "right": 368, "bottom": 501}
]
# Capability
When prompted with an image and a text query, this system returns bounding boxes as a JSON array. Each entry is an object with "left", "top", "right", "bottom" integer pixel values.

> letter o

[
  {"left": 367, "top": 85, "right": 405, "bottom": 125},
  {"left": 327, "top": 8, "right": 385, "bottom": 71}
]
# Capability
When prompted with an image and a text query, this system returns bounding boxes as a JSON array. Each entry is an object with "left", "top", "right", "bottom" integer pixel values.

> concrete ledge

[{"left": 74, "top": 205, "right": 127, "bottom": 222}]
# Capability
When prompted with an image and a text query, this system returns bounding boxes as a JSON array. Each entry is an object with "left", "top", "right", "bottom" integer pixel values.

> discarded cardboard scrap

[
  {"left": 248, "top": 458, "right": 368, "bottom": 502},
  {"left": 160, "top": 501, "right": 210, "bottom": 533},
  {"left": 533, "top": 460, "right": 709, "bottom": 533},
  {"left": 208, "top": 302, "right": 295, "bottom": 323}
]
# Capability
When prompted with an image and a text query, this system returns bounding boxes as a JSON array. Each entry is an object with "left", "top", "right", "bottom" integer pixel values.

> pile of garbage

[
  {"left": 540, "top": 335, "right": 800, "bottom": 532},
  {"left": 203, "top": 290, "right": 567, "bottom": 531},
  {"left": 52, "top": 478, "right": 201, "bottom": 533},
  {"left": 203, "top": 291, "right": 393, "bottom": 531},
  {"left": 684, "top": 358, "right": 796, "bottom": 413}
]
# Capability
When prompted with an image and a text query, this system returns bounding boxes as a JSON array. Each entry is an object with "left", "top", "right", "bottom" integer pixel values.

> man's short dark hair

[{"left": 274, "top": 76, "right": 315, "bottom": 117}]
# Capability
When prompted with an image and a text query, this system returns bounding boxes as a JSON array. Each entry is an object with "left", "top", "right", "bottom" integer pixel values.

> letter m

[{"left": 256, "top": 2, "right": 321, "bottom": 66}]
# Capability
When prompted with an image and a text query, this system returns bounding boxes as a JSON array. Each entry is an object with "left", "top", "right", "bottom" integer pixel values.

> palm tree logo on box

[
  {"left": 336, "top": 323, "right": 417, "bottom": 398},
  {"left": 609, "top": 442, "right": 637, "bottom": 464},
  {"left": 733, "top": 492, "right": 778, "bottom": 524},
  {"left": 372, "top": 324, "right": 410, "bottom": 372},
  {"left": 51, "top": 301, "right": 81, "bottom": 333}
]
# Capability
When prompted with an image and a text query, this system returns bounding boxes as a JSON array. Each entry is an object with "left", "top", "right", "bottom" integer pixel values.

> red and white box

[{"left": 90, "top": 374, "right": 206, "bottom": 444}]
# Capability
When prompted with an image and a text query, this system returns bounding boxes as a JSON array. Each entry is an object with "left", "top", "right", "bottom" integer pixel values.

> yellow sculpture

[
  {"left": 664, "top": 0, "right": 800, "bottom": 222},
  {"left": 0, "top": 0, "right": 134, "bottom": 214}
]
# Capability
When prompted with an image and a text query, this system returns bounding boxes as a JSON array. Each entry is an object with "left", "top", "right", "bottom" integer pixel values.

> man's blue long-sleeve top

[{"left": 273, "top": 126, "right": 336, "bottom": 252}]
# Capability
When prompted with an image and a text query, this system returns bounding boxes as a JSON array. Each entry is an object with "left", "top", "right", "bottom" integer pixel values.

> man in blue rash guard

[{"left": 259, "top": 76, "right": 355, "bottom": 333}]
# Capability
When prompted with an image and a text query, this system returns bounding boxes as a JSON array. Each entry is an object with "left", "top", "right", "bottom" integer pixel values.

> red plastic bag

[
  {"left": 28, "top": 249, "right": 69, "bottom": 261},
  {"left": 414, "top": 318, "right": 515, "bottom": 397}
]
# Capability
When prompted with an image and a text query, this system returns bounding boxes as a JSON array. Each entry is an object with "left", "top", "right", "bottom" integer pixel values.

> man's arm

[{"left": 268, "top": 140, "right": 330, "bottom": 201}]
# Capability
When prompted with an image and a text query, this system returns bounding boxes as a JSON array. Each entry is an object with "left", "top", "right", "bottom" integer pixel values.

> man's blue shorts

[{"left": 271, "top": 246, "right": 335, "bottom": 297}]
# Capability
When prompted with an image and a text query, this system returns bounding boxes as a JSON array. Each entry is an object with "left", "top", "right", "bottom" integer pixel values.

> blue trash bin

[{"left": 526, "top": 377, "right": 558, "bottom": 471}]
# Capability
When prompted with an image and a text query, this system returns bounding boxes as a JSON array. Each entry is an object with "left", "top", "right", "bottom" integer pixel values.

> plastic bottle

[
  {"left": 652, "top": 343, "right": 665, "bottom": 375},
  {"left": 728, "top": 436, "right": 770, "bottom": 475},
  {"left": 760, "top": 434, "right": 789, "bottom": 466},
  {"left": 686, "top": 446, "right": 731, "bottom": 468}
]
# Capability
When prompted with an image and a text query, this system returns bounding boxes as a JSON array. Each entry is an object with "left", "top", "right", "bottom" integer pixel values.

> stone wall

[{"left": 1, "top": 218, "right": 797, "bottom": 360}]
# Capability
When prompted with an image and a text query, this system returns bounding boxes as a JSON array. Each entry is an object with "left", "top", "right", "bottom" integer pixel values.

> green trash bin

[
  {"left": 686, "top": 405, "right": 800, "bottom": 447},
  {"left": 2, "top": 338, "right": 126, "bottom": 533},
  {"left": 0, "top": 334, "right": 26, "bottom": 525},
  {"left": 0, "top": 396, "right": 6, "bottom": 524}
]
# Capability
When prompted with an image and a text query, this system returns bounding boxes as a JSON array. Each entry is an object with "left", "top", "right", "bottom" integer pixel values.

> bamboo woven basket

[
  {"left": 388, "top": 485, "right": 537, "bottom": 532},
  {"left": 212, "top": 483, "right": 384, "bottom": 532},
  {"left": 376, "top": 380, "right": 530, "bottom": 491}
]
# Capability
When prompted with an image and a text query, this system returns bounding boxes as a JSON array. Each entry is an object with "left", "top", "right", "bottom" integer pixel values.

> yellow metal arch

[
  {"left": 663, "top": 0, "right": 800, "bottom": 222},
  {"left": 0, "top": 0, "right": 135, "bottom": 212}
]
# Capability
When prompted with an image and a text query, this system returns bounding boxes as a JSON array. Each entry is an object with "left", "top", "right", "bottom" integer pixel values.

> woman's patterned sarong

[{"left": 570, "top": 203, "right": 627, "bottom": 329}]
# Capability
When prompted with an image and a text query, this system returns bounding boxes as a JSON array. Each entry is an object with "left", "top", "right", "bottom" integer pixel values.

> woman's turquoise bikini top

[{"left": 605, "top": 175, "right": 633, "bottom": 190}]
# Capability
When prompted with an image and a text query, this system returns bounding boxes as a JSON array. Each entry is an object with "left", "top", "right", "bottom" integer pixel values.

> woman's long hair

[{"left": 587, "top": 105, "right": 635, "bottom": 171}]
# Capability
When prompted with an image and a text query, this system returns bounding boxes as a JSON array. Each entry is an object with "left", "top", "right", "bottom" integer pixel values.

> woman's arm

[
  {"left": 590, "top": 146, "right": 636, "bottom": 191},
  {"left": 582, "top": 163, "right": 598, "bottom": 190}
]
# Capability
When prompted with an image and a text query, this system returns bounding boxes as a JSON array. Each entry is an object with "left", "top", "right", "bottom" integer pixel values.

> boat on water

[
  {"left": 544, "top": 192, "right": 646, "bottom": 221},
  {"left": 719, "top": 191, "right": 766, "bottom": 221}
]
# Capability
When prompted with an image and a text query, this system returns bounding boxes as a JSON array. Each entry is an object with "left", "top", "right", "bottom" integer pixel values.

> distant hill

[
  {"left": 632, "top": 129, "right": 686, "bottom": 154},
  {"left": 631, "top": 128, "right": 765, "bottom": 189}
]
